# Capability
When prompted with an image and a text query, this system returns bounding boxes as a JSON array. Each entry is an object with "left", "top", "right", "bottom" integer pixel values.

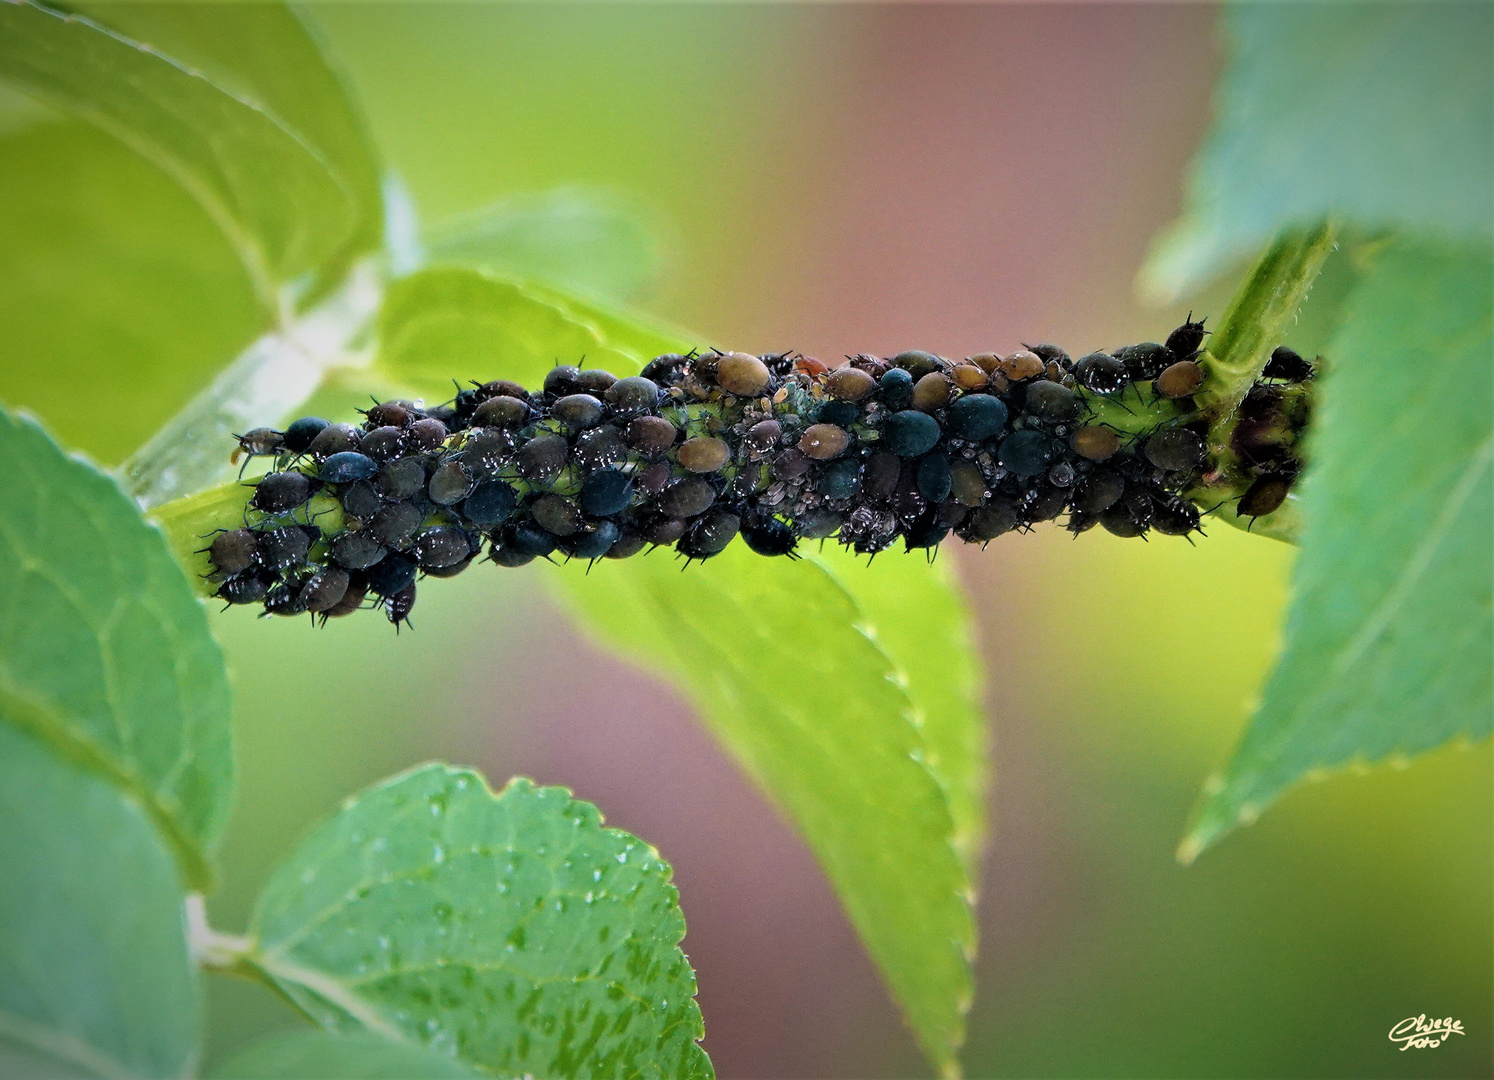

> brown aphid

[
  {"left": 996, "top": 349, "right": 1046, "bottom": 382},
  {"left": 638, "top": 461, "right": 672, "bottom": 495},
  {"left": 676, "top": 435, "right": 731, "bottom": 473},
  {"left": 516, "top": 433, "right": 568, "bottom": 484},
  {"left": 827, "top": 366, "right": 878, "bottom": 402},
  {"left": 717, "top": 351, "right": 772, "bottom": 397},
  {"left": 365, "top": 401, "right": 412, "bottom": 429},
  {"left": 949, "top": 460, "right": 987, "bottom": 507},
  {"left": 799, "top": 423, "right": 850, "bottom": 461},
  {"left": 793, "top": 355, "right": 830, "bottom": 378},
  {"left": 626, "top": 415, "right": 677, "bottom": 454},
  {"left": 1071, "top": 425, "right": 1121, "bottom": 462},
  {"left": 532, "top": 494, "right": 582, "bottom": 536},
  {"left": 644, "top": 516, "right": 688, "bottom": 545},
  {"left": 1155, "top": 359, "right": 1204, "bottom": 399},
  {"left": 473, "top": 396, "right": 527, "bottom": 428},
  {"left": 771, "top": 448, "right": 811, "bottom": 482},
  {"left": 969, "top": 353, "right": 1003, "bottom": 374},
  {"left": 479, "top": 378, "right": 528, "bottom": 400},
  {"left": 950, "top": 363, "right": 988, "bottom": 392},
  {"left": 658, "top": 477, "right": 717, "bottom": 518},
  {"left": 1144, "top": 426, "right": 1205, "bottom": 472},
  {"left": 1238, "top": 475, "right": 1291, "bottom": 518},
  {"left": 911, "top": 372, "right": 954, "bottom": 412},
  {"left": 406, "top": 417, "right": 449, "bottom": 452},
  {"left": 299, "top": 567, "right": 351, "bottom": 613},
  {"left": 744, "top": 419, "right": 782, "bottom": 456},
  {"left": 319, "top": 579, "right": 367, "bottom": 621}
]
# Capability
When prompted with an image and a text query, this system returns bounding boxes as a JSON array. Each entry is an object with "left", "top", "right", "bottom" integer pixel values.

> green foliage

[
  {"left": 424, "top": 188, "right": 662, "bottom": 302},
  {"left": 555, "top": 549, "right": 977, "bottom": 1072},
  {"left": 0, "top": 0, "right": 377, "bottom": 311},
  {"left": 1144, "top": 2, "right": 1493, "bottom": 299},
  {"left": 63, "top": 0, "right": 384, "bottom": 296},
  {"left": 810, "top": 545, "right": 986, "bottom": 874},
  {"left": 0, "top": 118, "right": 264, "bottom": 465},
  {"left": 210, "top": 1031, "right": 478, "bottom": 1079},
  {"left": 0, "top": 408, "right": 233, "bottom": 886},
  {"left": 373, "top": 265, "right": 986, "bottom": 1071},
  {"left": 1182, "top": 238, "right": 1494, "bottom": 860},
  {"left": 247, "top": 766, "right": 711, "bottom": 1080},
  {"left": 1153, "top": 4, "right": 1494, "bottom": 856},
  {"left": 0, "top": 723, "right": 200, "bottom": 1080},
  {"left": 376, "top": 266, "right": 684, "bottom": 405}
]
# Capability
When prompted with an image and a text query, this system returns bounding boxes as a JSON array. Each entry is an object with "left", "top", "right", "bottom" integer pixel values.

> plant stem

[{"left": 1184, "top": 222, "right": 1337, "bottom": 542}]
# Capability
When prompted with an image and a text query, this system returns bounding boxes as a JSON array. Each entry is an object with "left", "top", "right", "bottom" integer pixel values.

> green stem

[{"left": 1185, "top": 222, "right": 1337, "bottom": 543}]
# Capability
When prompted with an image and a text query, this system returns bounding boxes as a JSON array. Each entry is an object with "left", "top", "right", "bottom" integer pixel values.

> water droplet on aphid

[{"left": 593, "top": 868, "right": 603, "bottom": 881}]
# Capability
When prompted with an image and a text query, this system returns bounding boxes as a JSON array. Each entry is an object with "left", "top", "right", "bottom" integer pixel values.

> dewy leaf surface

[
  {"left": 554, "top": 548, "right": 975, "bottom": 1071},
  {"left": 0, "top": 723, "right": 199, "bottom": 1080},
  {"left": 1143, "top": 3, "right": 1493, "bottom": 299},
  {"left": 0, "top": 0, "right": 368, "bottom": 307},
  {"left": 208, "top": 1030, "right": 478, "bottom": 1080},
  {"left": 0, "top": 408, "right": 233, "bottom": 885},
  {"left": 371, "top": 268, "right": 982, "bottom": 1070},
  {"left": 1182, "top": 238, "right": 1494, "bottom": 860},
  {"left": 249, "top": 765, "right": 712, "bottom": 1080}
]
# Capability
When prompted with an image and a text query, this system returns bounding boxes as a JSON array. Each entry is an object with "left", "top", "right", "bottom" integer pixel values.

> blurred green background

[{"left": 1, "top": 5, "right": 1488, "bottom": 1077}]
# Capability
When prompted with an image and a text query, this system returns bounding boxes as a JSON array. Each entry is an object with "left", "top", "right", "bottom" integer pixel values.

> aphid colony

[{"left": 209, "top": 318, "right": 1314, "bottom": 626}]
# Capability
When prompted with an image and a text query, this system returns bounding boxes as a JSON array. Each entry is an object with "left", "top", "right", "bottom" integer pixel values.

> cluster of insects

[{"left": 207, "top": 316, "right": 1315, "bottom": 627}]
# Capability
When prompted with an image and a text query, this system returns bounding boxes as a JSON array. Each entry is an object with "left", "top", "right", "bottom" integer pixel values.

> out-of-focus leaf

[
  {"left": 68, "top": 0, "right": 384, "bottom": 296},
  {"left": 209, "top": 1030, "right": 478, "bottom": 1080},
  {"left": 0, "top": 407, "right": 232, "bottom": 886},
  {"left": 554, "top": 548, "right": 975, "bottom": 1072},
  {"left": 0, "top": 119, "right": 263, "bottom": 465},
  {"left": 0, "top": 0, "right": 371, "bottom": 307},
  {"left": 248, "top": 765, "right": 711, "bottom": 1080},
  {"left": 375, "top": 266, "right": 685, "bottom": 405},
  {"left": 1143, "top": 3, "right": 1493, "bottom": 299},
  {"left": 425, "top": 187, "right": 663, "bottom": 302},
  {"left": 0, "top": 723, "right": 199, "bottom": 1079},
  {"left": 1181, "top": 238, "right": 1493, "bottom": 861}
]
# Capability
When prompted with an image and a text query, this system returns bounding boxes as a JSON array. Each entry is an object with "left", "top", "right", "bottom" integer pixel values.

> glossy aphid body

[{"left": 215, "top": 314, "right": 1317, "bottom": 625}]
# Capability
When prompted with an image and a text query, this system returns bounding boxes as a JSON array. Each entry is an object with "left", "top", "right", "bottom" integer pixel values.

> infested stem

[{"left": 1184, "top": 222, "right": 1336, "bottom": 541}]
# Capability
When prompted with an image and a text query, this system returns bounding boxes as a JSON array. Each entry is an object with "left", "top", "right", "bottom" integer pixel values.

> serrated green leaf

[
  {"left": 0, "top": 407, "right": 233, "bottom": 886},
  {"left": 362, "top": 267, "right": 984, "bottom": 1071},
  {"left": 1181, "top": 238, "right": 1493, "bottom": 861},
  {"left": 248, "top": 765, "right": 711, "bottom": 1080},
  {"left": 375, "top": 266, "right": 687, "bottom": 405},
  {"left": 0, "top": 0, "right": 372, "bottom": 307},
  {"left": 553, "top": 549, "right": 975, "bottom": 1071},
  {"left": 0, "top": 723, "right": 199, "bottom": 1079},
  {"left": 425, "top": 188, "right": 662, "bottom": 302},
  {"left": 1143, "top": 3, "right": 1493, "bottom": 299},
  {"left": 209, "top": 1030, "right": 478, "bottom": 1080},
  {"left": 809, "top": 545, "right": 986, "bottom": 874}
]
